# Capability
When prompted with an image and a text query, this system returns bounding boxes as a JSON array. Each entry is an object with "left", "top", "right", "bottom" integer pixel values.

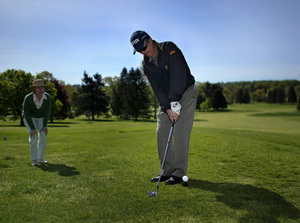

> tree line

[
  {"left": 1, "top": 68, "right": 300, "bottom": 125},
  {"left": 197, "top": 80, "right": 300, "bottom": 111}
]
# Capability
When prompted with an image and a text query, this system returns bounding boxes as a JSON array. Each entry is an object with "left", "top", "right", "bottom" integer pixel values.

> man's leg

[
  {"left": 24, "top": 118, "right": 38, "bottom": 162},
  {"left": 35, "top": 118, "right": 47, "bottom": 161},
  {"left": 172, "top": 85, "right": 197, "bottom": 177}
]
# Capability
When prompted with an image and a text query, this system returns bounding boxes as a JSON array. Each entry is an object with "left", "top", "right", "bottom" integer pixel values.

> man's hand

[
  {"left": 168, "top": 101, "right": 181, "bottom": 122},
  {"left": 40, "top": 127, "right": 48, "bottom": 135},
  {"left": 30, "top": 129, "right": 37, "bottom": 138},
  {"left": 171, "top": 102, "right": 181, "bottom": 115},
  {"left": 167, "top": 109, "right": 179, "bottom": 122}
]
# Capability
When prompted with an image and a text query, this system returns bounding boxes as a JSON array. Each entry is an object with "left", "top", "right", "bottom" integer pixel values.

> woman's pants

[{"left": 24, "top": 117, "right": 47, "bottom": 161}]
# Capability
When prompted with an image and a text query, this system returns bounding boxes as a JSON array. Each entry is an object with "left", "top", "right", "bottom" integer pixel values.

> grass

[{"left": 0, "top": 103, "right": 299, "bottom": 222}]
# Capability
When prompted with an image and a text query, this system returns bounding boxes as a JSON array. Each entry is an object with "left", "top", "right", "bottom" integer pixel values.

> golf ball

[{"left": 182, "top": 175, "right": 189, "bottom": 182}]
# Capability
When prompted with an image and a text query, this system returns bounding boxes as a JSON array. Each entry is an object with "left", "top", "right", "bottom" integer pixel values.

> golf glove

[{"left": 171, "top": 101, "right": 181, "bottom": 115}]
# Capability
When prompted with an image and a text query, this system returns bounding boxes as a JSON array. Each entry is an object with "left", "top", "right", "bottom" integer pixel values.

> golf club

[{"left": 148, "top": 119, "right": 175, "bottom": 197}]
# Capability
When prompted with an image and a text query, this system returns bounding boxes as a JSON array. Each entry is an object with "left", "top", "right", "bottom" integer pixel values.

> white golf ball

[{"left": 182, "top": 175, "right": 189, "bottom": 182}]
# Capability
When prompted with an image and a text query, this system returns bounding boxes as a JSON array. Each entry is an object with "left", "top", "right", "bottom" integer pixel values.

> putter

[{"left": 148, "top": 120, "right": 175, "bottom": 197}]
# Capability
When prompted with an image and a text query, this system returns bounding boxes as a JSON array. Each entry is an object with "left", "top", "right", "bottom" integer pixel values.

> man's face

[
  {"left": 35, "top": 87, "right": 45, "bottom": 95},
  {"left": 140, "top": 38, "right": 156, "bottom": 57}
]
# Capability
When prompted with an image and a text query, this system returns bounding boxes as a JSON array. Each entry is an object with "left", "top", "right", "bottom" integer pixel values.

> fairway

[{"left": 1, "top": 104, "right": 300, "bottom": 222}]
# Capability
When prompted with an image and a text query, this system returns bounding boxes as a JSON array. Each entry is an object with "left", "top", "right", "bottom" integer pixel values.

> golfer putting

[{"left": 130, "top": 31, "right": 197, "bottom": 194}]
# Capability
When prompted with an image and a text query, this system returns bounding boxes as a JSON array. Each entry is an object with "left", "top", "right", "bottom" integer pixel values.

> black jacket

[{"left": 143, "top": 41, "right": 195, "bottom": 112}]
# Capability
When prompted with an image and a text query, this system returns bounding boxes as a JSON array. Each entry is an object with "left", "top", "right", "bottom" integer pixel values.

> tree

[
  {"left": 0, "top": 76, "right": 12, "bottom": 120},
  {"left": 74, "top": 71, "right": 109, "bottom": 120},
  {"left": 148, "top": 85, "right": 159, "bottom": 119},
  {"left": 267, "top": 89, "right": 275, "bottom": 103},
  {"left": 211, "top": 88, "right": 227, "bottom": 110},
  {"left": 196, "top": 83, "right": 207, "bottom": 111},
  {"left": 294, "top": 85, "right": 300, "bottom": 111},
  {"left": 286, "top": 85, "right": 297, "bottom": 104},
  {"left": 50, "top": 79, "right": 71, "bottom": 119},
  {"left": 252, "top": 89, "right": 266, "bottom": 102},
  {"left": 196, "top": 82, "right": 227, "bottom": 111},
  {"left": 39, "top": 71, "right": 55, "bottom": 81},
  {"left": 0, "top": 69, "right": 58, "bottom": 125},
  {"left": 235, "top": 87, "right": 244, "bottom": 104},
  {"left": 275, "top": 87, "right": 286, "bottom": 103},
  {"left": 126, "top": 67, "right": 151, "bottom": 120},
  {"left": 223, "top": 88, "right": 233, "bottom": 104},
  {"left": 200, "top": 98, "right": 212, "bottom": 111},
  {"left": 243, "top": 89, "right": 251, "bottom": 103},
  {"left": 110, "top": 69, "right": 127, "bottom": 118},
  {"left": 111, "top": 67, "right": 151, "bottom": 120},
  {"left": 267, "top": 87, "right": 285, "bottom": 104},
  {"left": 0, "top": 69, "right": 33, "bottom": 125}
]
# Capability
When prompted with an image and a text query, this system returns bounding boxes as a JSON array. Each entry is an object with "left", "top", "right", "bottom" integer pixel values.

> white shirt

[{"left": 33, "top": 93, "right": 47, "bottom": 109}]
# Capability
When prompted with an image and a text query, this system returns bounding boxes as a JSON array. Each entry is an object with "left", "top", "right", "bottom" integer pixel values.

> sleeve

[
  {"left": 167, "top": 42, "right": 190, "bottom": 102},
  {"left": 23, "top": 95, "right": 35, "bottom": 130},
  {"left": 146, "top": 73, "right": 170, "bottom": 112},
  {"left": 43, "top": 94, "right": 51, "bottom": 127}
]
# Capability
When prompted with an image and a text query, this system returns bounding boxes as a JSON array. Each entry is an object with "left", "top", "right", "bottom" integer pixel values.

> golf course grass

[{"left": 1, "top": 103, "right": 299, "bottom": 222}]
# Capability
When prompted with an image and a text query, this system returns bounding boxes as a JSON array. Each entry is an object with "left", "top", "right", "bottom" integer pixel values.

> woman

[{"left": 22, "top": 79, "right": 51, "bottom": 166}]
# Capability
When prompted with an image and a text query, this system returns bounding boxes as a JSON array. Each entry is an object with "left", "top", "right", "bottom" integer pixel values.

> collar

[{"left": 33, "top": 93, "right": 47, "bottom": 102}]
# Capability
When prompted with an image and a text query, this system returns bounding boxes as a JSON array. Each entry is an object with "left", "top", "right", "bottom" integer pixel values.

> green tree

[
  {"left": 0, "top": 76, "right": 12, "bottom": 120},
  {"left": 252, "top": 89, "right": 266, "bottom": 102},
  {"left": 196, "top": 83, "right": 207, "bottom": 111},
  {"left": 223, "top": 88, "right": 233, "bottom": 104},
  {"left": 243, "top": 89, "right": 251, "bottom": 103},
  {"left": 111, "top": 69, "right": 126, "bottom": 118},
  {"left": 51, "top": 99, "right": 64, "bottom": 120},
  {"left": 127, "top": 68, "right": 151, "bottom": 120},
  {"left": 267, "top": 88, "right": 275, "bottom": 103},
  {"left": 200, "top": 98, "right": 212, "bottom": 111},
  {"left": 235, "top": 87, "right": 244, "bottom": 104},
  {"left": 200, "top": 101, "right": 208, "bottom": 111},
  {"left": 0, "top": 69, "right": 33, "bottom": 125},
  {"left": 267, "top": 87, "right": 286, "bottom": 104},
  {"left": 74, "top": 71, "right": 109, "bottom": 120},
  {"left": 148, "top": 85, "right": 158, "bottom": 119},
  {"left": 50, "top": 79, "right": 71, "bottom": 119},
  {"left": 294, "top": 85, "right": 300, "bottom": 111},
  {"left": 111, "top": 67, "right": 151, "bottom": 120},
  {"left": 287, "top": 85, "right": 297, "bottom": 104},
  {"left": 39, "top": 70, "right": 55, "bottom": 81},
  {"left": 211, "top": 88, "right": 227, "bottom": 110},
  {"left": 275, "top": 87, "right": 286, "bottom": 103}
]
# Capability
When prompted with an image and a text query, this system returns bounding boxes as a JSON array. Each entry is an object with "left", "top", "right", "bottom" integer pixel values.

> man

[
  {"left": 130, "top": 30, "right": 197, "bottom": 185},
  {"left": 23, "top": 79, "right": 51, "bottom": 166}
]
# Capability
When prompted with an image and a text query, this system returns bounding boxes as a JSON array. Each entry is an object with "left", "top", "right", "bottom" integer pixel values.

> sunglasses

[{"left": 138, "top": 38, "right": 149, "bottom": 52}]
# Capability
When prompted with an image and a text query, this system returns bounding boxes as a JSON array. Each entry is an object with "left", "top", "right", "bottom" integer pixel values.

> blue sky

[{"left": 0, "top": 0, "right": 299, "bottom": 85}]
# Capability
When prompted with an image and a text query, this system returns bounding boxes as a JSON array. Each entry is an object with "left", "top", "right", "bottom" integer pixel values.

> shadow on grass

[
  {"left": 0, "top": 125, "right": 24, "bottom": 127},
  {"left": 248, "top": 112, "right": 300, "bottom": 117},
  {"left": 37, "top": 163, "right": 80, "bottom": 176},
  {"left": 47, "top": 121, "right": 80, "bottom": 128},
  {"left": 185, "top": 179, "right": 300, "bottom": 222},
  {"left": 194, "top": 119, "right": 208, "bottom": 122}
]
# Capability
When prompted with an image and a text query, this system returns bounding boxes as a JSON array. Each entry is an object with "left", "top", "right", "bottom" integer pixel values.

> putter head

[{"left": 148, "top": 191, "right": 158, "bottom": 197}]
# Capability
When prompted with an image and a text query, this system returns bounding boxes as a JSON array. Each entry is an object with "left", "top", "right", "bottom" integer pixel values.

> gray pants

[{"left": 156, "top": 84, "right": 197, "bottom": 178}]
